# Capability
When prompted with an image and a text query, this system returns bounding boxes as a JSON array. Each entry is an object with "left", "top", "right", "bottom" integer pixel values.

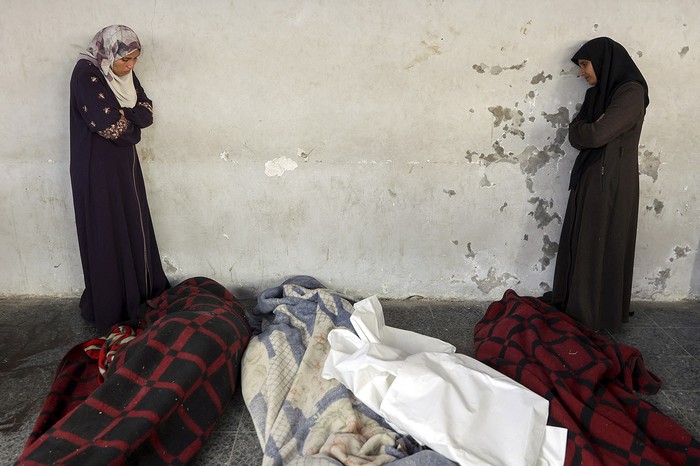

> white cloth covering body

[{"left": 322, "top": 296, "right": 568, "bottom": 466}]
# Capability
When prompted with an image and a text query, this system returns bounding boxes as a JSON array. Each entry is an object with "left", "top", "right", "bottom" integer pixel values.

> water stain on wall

[
  {"left": 528, "top": 197, "right": 561, "bottom": 229},
  {"left": 140, "top": 147, "right": 155, "bottom": 162},
  {"left": 471, "top": 267, "right": 519, "bottom": 294}
]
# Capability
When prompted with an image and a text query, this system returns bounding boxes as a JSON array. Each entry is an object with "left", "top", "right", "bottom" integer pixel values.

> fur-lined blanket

[
  {"left": 16, "top": 277, "right": 251, "bottom": 465},
  {"left": 474, "top": 289, "right": 700, "bottom": 465},
  {"left": 241, "top": 276, "right": 454, "bottom": 466}
]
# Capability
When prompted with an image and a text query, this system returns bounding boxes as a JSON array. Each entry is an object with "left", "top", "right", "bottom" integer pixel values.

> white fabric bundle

[{"left": 322, "top": 296, "right": 567, "bottom": 466}]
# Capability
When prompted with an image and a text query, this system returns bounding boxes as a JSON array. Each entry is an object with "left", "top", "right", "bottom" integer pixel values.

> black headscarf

[{"left": 568, "top": 37, "right": 649, "bottom": 189}]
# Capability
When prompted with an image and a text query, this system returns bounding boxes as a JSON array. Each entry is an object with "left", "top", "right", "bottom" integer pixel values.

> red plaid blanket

[
  {"left": 474, "top": 289, "right": 700, "bottom": 465},
  {"left": 17, "top": 277, "right": 251, "bottom": 465}
]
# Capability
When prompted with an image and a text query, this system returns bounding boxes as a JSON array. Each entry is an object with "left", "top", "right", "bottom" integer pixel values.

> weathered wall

[{"left": 1, "top": 1, "right": 698, "bottom": 300}]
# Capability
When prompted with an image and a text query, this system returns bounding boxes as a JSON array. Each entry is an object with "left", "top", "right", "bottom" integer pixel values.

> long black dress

[
  {"left": 551, "top": 82, "right": 646, "bottom": 332},
  {"left": 70, "top": 59, "right": 169, "bottom": 333}
]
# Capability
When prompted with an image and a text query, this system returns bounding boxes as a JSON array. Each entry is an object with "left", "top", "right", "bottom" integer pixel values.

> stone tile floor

[{"left": 1, "top": 297, "right": 698, "bottom": 465}]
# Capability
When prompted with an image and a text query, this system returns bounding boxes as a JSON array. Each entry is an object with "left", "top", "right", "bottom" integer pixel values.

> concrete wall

[{"left": 1, "top": 0, "right": 698, "bottom": 300}]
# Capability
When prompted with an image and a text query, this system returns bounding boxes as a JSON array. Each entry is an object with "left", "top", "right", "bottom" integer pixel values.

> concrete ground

[{"left": 1, "top": 296, "right": 698, "bottom": 465}]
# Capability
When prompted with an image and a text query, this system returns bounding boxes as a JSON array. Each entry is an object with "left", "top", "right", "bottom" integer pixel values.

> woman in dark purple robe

[{"left": 70, "top": 25, "right": 169, "bottom": 333}]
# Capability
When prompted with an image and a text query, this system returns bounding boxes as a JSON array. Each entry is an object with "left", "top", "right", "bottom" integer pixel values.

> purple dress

[{"left": 70, "top": 59, "right": 169, "bottom": 333}]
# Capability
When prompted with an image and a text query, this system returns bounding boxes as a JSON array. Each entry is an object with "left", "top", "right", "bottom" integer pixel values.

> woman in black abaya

[
  {"left": 551, "top": 37, "right": 649, "bottom": 332},
  {"left": 70, "top": 25, "right": 170, "bottom": 333}
]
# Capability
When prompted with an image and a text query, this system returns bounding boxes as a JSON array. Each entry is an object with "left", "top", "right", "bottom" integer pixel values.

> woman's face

[
  {"left": 111, "top": 49, "right": 140, "bottom": 77},
  {"left": 577, "top": 59, "right": 598, "bottom": 85}
]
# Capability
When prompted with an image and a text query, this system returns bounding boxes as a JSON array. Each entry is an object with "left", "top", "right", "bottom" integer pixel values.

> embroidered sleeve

[
  {"left": 97, "top": 115, "right": 130, "bottom": 141},
  {"left": 137, "top": 101, "right": 153, "bottom": 113}
]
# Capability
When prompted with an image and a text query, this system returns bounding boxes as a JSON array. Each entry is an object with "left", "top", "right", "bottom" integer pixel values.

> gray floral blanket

[{"left": 241, "top": 276, "right": 454, "bottom": 466}]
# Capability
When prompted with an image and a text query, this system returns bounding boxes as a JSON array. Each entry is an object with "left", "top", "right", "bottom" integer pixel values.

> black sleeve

[{"left": 121, "top": 74, "right": 154, "bottom": 129}]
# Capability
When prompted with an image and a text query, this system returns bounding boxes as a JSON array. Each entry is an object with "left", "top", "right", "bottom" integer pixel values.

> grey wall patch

[
  {"left": 471, "top": 267, "right": 519, "bottom": 294},
  {"left": 539, "top": 282, "right": 551, "bottom": 292},
  {"left": 648, "top": 268, "right": 671, "bottom": 293},
  {"left": 645, "top": 199, "right": 664, "bottom": 215},
  {"left": 530, "top": 71, "right": 553, "bottom": 84},
  {"left": 539, "top": 234, "right": 558, "bottom": 271},
  {"left": 443, "top": 189, "right": 457, "bottom": 197},
  {"left": 670, "top": 245, "right": 691, "bottom": 262},
  {"left": 519, "top": 136, "right": 566, "bottom": 176},
  {"left": 542, "top": 107, "right": 570, "bottom": 128},
  {"left": 528, "top": 197, "right": 561, "bottom": 229},
  {"left": 163, "top": 256, "right": 178, "bottom": 275},
  {"left": 465, "top": 141, "right": 518, "bottom": 167},
  {"left": 639, "top": 149, "right": 661, "bottom": 181},
  {"left": 472, "top": 60, "right": 527, "bottom": 75},
  {"left": 388, "top": 189, "right": 397, "bottom": 197},
  {"left": 679, "top": 46, "right": 689, "bottom": 58},
  {"left": 525, "top": 177, "right": 534, "bottom": 193}
]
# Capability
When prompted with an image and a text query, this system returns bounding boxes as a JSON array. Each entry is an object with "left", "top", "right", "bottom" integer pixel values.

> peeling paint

[
  {"left": 443, "top": 189, "right": 456, "bottom": 197},
  {"left": 525, "top": 177, "right": 534, "bottom": 193},
  {"left": 524, "top": 234, "right": 529, "bottom": 241},
  {"left": 593, "top": 23, "right": 599, "bottom": 31},
  {"left": 520, "top": 20, "right": 532, "bottom": 35},
  {"left": 639, "top": 149, "right": 661, "bottom": 181},
  {"left": 472, "top": 60, "right": 527, "bottom": 75},
  {"left": 637, "top": 51, "right": 643, "bottom": 58},
  {"left": 465, "top": 141, "right": 518, "bottom": 167},
  {"left": 645, "top": 198, "right": 664, "bottom": 215},
  {"left": 452, "top": 240, "right": 459, "bottom": 246},
  {"left": 530, "top": 71, "right": 553, "bottom": 84},
  {"left": 297, "top": 148, "right": 312, "bottom": 161},
  {"left": 648, "top": 268, "right": 671, "bottom": 293},
  {"left": 499, "top": 202, "right": 508, "bottom": 212},
  {"left": 539, "top": 282, "right": 551, "bottom": 292},
  {"left": 480, "top": 174, "right": 492, "bottom": 187},
  {"left": 471, "top": 267, "right": 518, "bottom": 294},
  {"left": 388, "top": 189, "right": 397, "bottom": 197},
  {"left": 488, "top": 106, "right": 525, "bottom": 133},
  {"left": 528, "top": 197, "right": 561, "bottom": 229},
  {"left": 669, "top": 245, "right": 691, "bottom": 262},
  {"left": 163, "top": 256, "right": 178, "bottom": 275},
  {"left": 264, "top": 156, "right": 298, "bottom": 177},
  {"left": 539, "top": 234, "right": 558, "bottom": 271},
  {"left": 464, "top": 242, "right": 476, "bottom": 259},
  {"left": 542, "top": 107, "right": 570, "bottom": 128},
  {"left": 679, "top": 46, "right": 689, "bottom": 58}
]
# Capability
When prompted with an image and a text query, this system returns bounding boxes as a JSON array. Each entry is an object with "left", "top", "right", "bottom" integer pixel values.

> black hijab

[{"left": 568, "top": 37, "right": 649, "bottom": 189}]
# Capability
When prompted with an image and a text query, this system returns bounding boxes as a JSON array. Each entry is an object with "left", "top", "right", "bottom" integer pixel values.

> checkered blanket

[
  {"left": 16, "top": 276, "right": 251, "bottom": 465},
  {"left": 474, "top": 289, "right": 700, "bottom": 466},
  {"left": 241, "top": 276, "right": 454, "bottom": 466}
]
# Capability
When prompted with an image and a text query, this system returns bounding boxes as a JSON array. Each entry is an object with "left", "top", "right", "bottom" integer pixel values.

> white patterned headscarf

[{"left": 78, "top": 25, "right": 141, "bottom": 108}]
